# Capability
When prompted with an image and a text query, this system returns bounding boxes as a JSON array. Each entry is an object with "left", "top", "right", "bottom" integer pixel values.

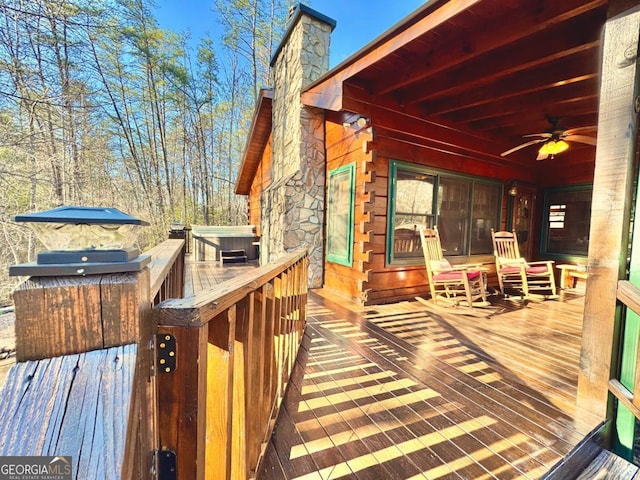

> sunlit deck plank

[
  {"left": 289, "top": 334, "right": 432, "bottom": 479},
  {"left": 312, "top": 313, "right": 565, "bottom": 471},
  {"left": 257, "top": 289, "right": 599, "bottom": 479},
  {"left": 183, "top": 254, "right": 260, "bottom": 297}
]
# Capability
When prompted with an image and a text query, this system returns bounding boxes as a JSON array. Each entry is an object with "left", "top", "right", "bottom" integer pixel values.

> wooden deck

[
  {"left": 183, "top": 254, "right": 260, "bottom": 296},
  {"left": 0, "top": 256, "right": 615, "bottom": 478},
  {"left": 175, "top": 256, "right": 606, "bottom": 478},
  {"left": 257, "top": 289, "right": 603, "bottom": 479}
]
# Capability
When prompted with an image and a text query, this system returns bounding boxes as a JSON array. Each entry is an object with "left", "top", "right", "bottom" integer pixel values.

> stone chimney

[{"left": 263, "top": 4, "right": 335, "bottom": 287}]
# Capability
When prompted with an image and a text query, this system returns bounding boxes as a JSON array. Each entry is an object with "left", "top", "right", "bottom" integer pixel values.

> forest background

[{"left": 0, "top": 0, "right": 295, "bottom": 306}]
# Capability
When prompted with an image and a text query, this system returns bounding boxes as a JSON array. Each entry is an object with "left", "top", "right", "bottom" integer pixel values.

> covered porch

[
  {"left": 236, "top": 2, "right": 640, "bottom": 474},
  {"left": 0, "top": 242, "right": 633, "bottom": 478}
]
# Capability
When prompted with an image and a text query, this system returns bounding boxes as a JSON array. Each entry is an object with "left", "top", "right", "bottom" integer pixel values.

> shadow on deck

[
  {"left": 259, "top": 289, "right": 602, "bottom": 479},
  {"left": 0, "top": 249, "right": 626, "bottom": 478}
]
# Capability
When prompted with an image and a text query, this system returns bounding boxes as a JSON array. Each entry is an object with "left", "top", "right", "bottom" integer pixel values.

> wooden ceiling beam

[
  {"left": 471, "top": 107, "right": 599, "bottom": 138},
  {"left": 342, "top": 83, "right": 523, "bottom": 166},
  {"left": 422, "top": 52, "right": 599, "bottom": 117},
  {"left": 301, "top": 0, "right": 480, "bottom": 111},
  {"left": 394, "top": 13, "right": 602, "bottom": 108},
  {"left": 445, "top": 77, "right": 599, "bottom": 124},
  {"left": 374, "top": 126, "right": 536, "bottom": 175},
  {"left": 451, "top": 98, "right": 598, "bottom": 139},
  {"left": 373, "top": 0, "right": 607, "bottom": 97}
]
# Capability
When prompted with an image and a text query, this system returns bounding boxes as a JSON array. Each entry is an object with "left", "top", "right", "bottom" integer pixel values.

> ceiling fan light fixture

[{"left": 538, "top": 139, "right": 569, "bottom": 156}]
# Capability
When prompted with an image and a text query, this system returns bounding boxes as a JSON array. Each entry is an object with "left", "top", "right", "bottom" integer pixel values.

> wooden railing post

[
  {"left": 155, "top": 323, "right": 209, "bottom": 479},
  {"left": 12, "top": 268, "right": 151, "bottom": 361},
  {"left": 8, "top": 265, "right": 156, "bottom": 478}
]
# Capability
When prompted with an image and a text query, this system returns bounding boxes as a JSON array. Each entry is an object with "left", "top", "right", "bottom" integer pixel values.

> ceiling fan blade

[
  {"left": 564, "top": 126, "right": 597, "bottom": 136},
  {"left": 564, "top": 134, "right": 597, "bottom": 146},
  {"left": 500, "top": 138, "right": 546, "bottom": 157},
  {"left": 523, "top": 133, "right": 552, "bottom": 139}
]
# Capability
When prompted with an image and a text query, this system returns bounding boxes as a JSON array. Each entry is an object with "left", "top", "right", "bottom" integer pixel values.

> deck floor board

[{"left": 258, "top": 289, "right": 600, "bottom": 479}]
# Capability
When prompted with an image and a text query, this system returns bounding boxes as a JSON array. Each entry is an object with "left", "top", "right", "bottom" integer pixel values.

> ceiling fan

[{"left": 500, "top": 117, "right": 597, "bottom": 160}]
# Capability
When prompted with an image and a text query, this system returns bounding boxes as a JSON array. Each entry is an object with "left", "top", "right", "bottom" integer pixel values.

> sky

[{"left": 153, "top": 1, "right": 428, "bottom": 68}]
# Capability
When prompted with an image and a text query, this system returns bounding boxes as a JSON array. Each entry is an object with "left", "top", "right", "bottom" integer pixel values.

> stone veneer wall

[{"left": 264, "top": 11, "right": 332, "bottom": 287}]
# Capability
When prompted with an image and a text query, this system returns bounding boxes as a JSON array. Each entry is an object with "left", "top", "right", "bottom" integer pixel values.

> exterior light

[
  {"left": 343, "top": 116, "right": 370, "bottom": 131},
  {"left": 538, "top": 139, "right": 569, "bottom": 157},
  {"left": 10, "top": 205, "right": 151, "bottom": 276}
]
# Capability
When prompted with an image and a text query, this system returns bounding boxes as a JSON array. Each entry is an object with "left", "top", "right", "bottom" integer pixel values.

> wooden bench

[{"left": 557, "top": 263, "right": 588, "bottom": 289}]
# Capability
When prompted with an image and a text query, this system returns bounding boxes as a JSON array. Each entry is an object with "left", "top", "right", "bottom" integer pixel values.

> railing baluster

[
  {"left": 262, "top": 281, "right": 276, "bottom": 437},
  {"left": 209, "top": 308, "right": 236, "bottom": 480}
]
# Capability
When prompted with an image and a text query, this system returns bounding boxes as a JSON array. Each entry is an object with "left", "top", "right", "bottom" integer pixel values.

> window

[
  {"left": 387, "top": 161, "right": 501, "bottom": 265},
  {"left": 326, "top": 163, "right": 355, "bottom": 266},
  {"left": 542, "top": 185, "right": 592, "bottom": 257}
]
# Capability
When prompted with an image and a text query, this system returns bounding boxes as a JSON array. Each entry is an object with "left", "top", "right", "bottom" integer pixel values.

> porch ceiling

[{"left": 304, "top": 0, "right": 612, "bottom": 164}]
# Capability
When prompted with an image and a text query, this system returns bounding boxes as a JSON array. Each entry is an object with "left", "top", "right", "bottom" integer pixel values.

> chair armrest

[
  {"left": 526, "top": 260, "right": 554, "bottom": 267},
  {"left": 442, "top": 264, "right": 485, "bottom": 272}
]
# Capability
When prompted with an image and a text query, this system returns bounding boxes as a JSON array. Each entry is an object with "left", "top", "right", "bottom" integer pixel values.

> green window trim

[
  {"left": 326, "top": 163, "right": 355, "bottom": 266},
  {"left": 386, "top": 160, "right": 502, "bottom": 266}
]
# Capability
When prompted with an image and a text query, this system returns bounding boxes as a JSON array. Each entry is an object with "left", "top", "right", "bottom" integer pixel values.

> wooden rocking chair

[
  {"left": 419, "top": 227, "right": 489, "bottom": 307},
  {"left": 491, "top": 229, "right": 558, "bottom": 299}
]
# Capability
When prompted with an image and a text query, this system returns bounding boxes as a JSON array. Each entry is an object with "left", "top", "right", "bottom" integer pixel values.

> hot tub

[{"left": 191, "top": 225, "right": 258, "bottom": 262}]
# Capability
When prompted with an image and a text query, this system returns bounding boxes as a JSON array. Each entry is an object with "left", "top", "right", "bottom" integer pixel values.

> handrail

[
  {"left": 155, "top": 247, "right": 308, "bottom": 326},
  {"left": 617, "top": 280, "right": 640, "bottom": 316},
  {"left": 145, "top": 239, "right": 186, "bottom": 304}
]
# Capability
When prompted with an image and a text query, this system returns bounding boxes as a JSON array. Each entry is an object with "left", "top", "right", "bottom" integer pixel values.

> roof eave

[
  {"left": 301, "top": 0, "right": 459, "bottom": 110},
  {"left": 235, "top": 89, "right": 273, "bottom": 195}
]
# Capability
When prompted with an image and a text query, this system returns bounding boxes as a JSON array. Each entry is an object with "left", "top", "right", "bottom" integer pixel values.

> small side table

[{"left": 556, "top": 264, "right": 588, "bottom": 289}]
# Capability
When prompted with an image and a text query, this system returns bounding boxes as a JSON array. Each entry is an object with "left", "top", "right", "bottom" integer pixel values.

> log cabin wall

[
  {"left": 323, "top": 118, "right": 374, "bottom": 303},
  {"left": 249, "top": 135, "right": 273, "bottom": 239},
  {"left": 368, "top": 133, "right": 527, "bottom": 304},
  {"left": 326, "top": 103, "right": 552, "bottom": 305},
  {"left": 321, "top": 111, "right": 596, "bottom": 307}
]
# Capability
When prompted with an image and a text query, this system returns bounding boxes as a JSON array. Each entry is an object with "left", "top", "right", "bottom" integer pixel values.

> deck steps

[
  {"left": 576, "top": 450, "right": 640, "bottom": 479},
  {"left": 221, "top": 249, "right": 248, "bottom": 264}
]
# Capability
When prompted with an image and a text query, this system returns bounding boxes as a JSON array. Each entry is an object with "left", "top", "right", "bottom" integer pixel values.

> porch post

[{"left": 577, "top": 5, "right": 640, "bottom": 419}]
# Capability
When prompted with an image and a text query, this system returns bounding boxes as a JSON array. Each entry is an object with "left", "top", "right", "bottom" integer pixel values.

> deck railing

[
  {"left": 609, "top": 280, "right": 640, "bottom": 418},
  {"left": 1, "top": 239, "right": 188, "bottom": 478},
  {"left": 1, "top": 238, "right": 307, "bottom": 478},
  {"left": 152, "top": 248, "right": 309, "bottom": 479},
  {"left": 147, "top": 238, "right": 186, "bottom": 305}
]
